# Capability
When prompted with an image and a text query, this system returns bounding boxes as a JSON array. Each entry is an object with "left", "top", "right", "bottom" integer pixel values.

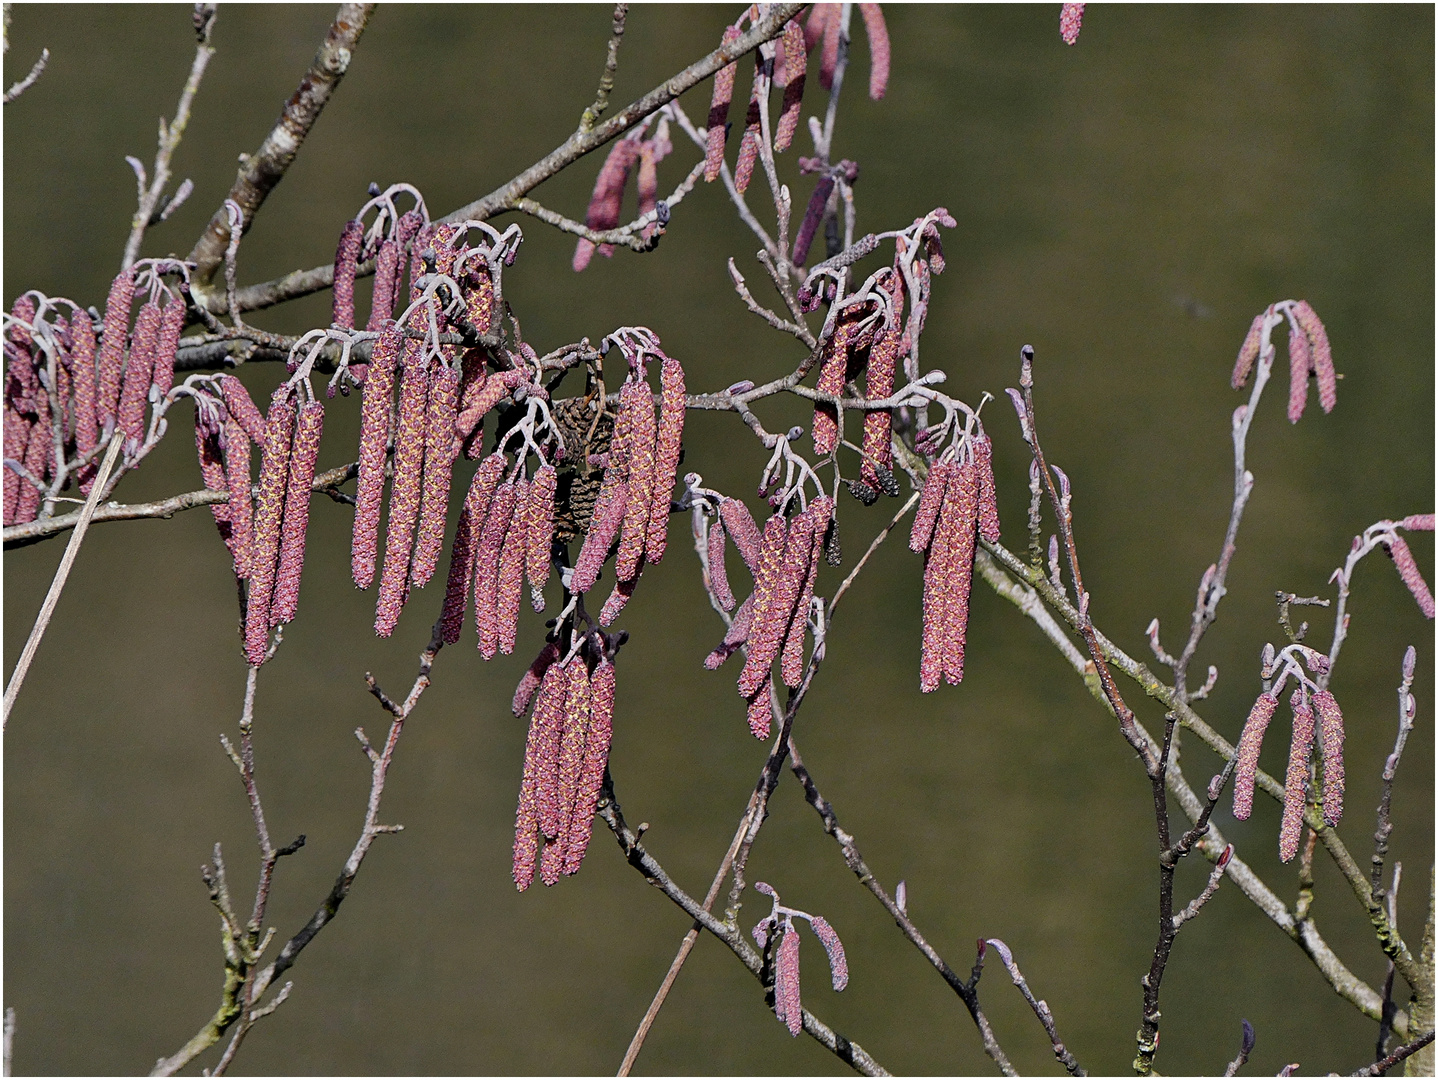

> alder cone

[{"left": 549, "top": 394, "right": 615, "bottom": 542}]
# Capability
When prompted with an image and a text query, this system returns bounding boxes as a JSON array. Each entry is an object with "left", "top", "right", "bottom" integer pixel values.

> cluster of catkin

[
  {"left": 511, "top": 636, "right": 618, "bottom": 890},
  {"left": 347, "top": 214, "right": 514, "bottom": 638},
  {"left": 1231, "top": 656, "right": 1345, "bottom": 862},
  {"left": 4, "top": 274, "right": 183, "bottom": 524},
  {"left": 909, "top": 432, "right": 1000, "bottom": 692},
  {"left": 570, "top": 348, "right": 686, "bottom": 626},
  {"left": 750, "top": 882, "right": 849, "bottom": 1037},
  {"left": 702, "top": 6, "right": 889, "bottom": 197},
  {"left": 1232, "top": 300, "right": 1335, "bottom": 424},
  {"left": 704, "top": 494, "right": 835, "bottom": 739}
]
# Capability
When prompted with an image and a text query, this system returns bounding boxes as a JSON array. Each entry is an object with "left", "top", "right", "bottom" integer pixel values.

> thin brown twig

[
  {"left": 578, "top": 4, "right": 627, "bottom": 133},
  {"left": 1352, "top": 1030, "right": 1435, "bottom": 1077}
]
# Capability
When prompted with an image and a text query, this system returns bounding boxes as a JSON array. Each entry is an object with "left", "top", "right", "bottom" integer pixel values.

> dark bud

[
  {"left": 421, "top": 248, "right": 437, "bottom": 274},
  {"left": 847, "top": 480, "right": 878, "bottom": 505},
  {"left": 823, "top": 517, "right": 842, "bottom": 566},
  {"left": 1240, "top": 1019, "right": 1255, "bottom": 1056},
  {"left": 874, "top": 464, "right": 901, "bottom": 497},
  {"left": 656, "top": 202, "right": 671, "bottom": 226},
  {"left": 368, "top": 181, "right": 382, "bottom": 197}
]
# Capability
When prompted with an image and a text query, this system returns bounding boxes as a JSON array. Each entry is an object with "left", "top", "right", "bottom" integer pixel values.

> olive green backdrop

[{"left": 4, "top": 5, "right": 1433, "bottom": 1075}]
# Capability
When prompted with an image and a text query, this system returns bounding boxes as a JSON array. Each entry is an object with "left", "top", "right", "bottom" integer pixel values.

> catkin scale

[
  {"left": 747, "top": 676, "right": 774, "bottom": 740},
  {"left": 243, "top": 388, "right": 299, "bottom": 666}
]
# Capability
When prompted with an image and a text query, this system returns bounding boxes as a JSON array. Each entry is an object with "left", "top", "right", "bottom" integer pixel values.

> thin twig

[
  {"left": 3, "top": 433, "right": 124, "bottom": 726},
  {"left": 2, "top": 44, "right": 46, "bottom": 103},
  {"left": 578, "top": 4, "right": 627, "bottom": 133},
  {"left": 1352, "top": 1030, "right": 1435, "bottom": 1076},
  {"left": 981, "top": 937, "right": 1085, "bottom": 1075}
]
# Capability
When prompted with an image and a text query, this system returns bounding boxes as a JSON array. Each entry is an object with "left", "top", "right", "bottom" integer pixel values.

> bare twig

[
  {"left": 1351, "top": 1030, "right": 1435, "bottom": 1077},
  {"left": 1223, "top": 1018, "right": 1255, "bottom": 1076},
  {"left": 120, "top": 4, "right": 214, "bottom": 270},
  {"left": 187, "top": 4, "right": 374, "bottom": 298},
  {"left": 981, "top": 937, "right": 1085, "bottom": 1076},
  {"left": 2, "top": 45, "right": 46, "bottom": 103},
  {"left": 578, "top": 4, "right": 627, "bottom": 133},
  {"left": 3, "top": 433, "right": 123, "bottom": 726}
]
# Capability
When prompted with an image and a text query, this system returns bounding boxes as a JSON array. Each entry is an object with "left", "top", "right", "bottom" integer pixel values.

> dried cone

[
  {"left": 243, "top": 387, "right": 299, "bottom": 666},
  {"left": 270, "top": 400, "right": 324, "bottom": 626}
]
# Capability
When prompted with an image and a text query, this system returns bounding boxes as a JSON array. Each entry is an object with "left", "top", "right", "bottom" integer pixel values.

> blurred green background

[{"left": 4, "top": 5, "right": 1432, "bottom": 1075}]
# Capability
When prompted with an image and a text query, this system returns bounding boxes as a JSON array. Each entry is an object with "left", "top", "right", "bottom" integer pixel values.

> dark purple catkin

[
  {"left": 366, "top": 238, "right": 400, "bottom": 333},
  {"left": 808, "top": 915, "right": 849, "bottom": 991},
  {"left": 733, "top": 64, "right": 763, "bottom": 194},
  {"left": 4, "top": 407, "right": 29, "bottom": 525},
  {"left": 475, "top": 480, "right": 518, "bottom": 659},
  {"left": 708, "top": 518, "right": 737, "bottom": 611},
  {"left": 116, "top": 300, "right": 161, "bottom": 453},
  {"left": 526, "top": 463, "right": 557, "bottom": 606},
  {"left": 1231, "top": 691, "right": 1278, "bottom": 820},
  {"left": 244, "top": 387, "right": 299, "bottom": 666},
  {"left": 151, "top": 297, "right": 184, "bottom": 399},
  {"left": 774, "top": 20, "right": 806, "bottom": 153},
  {"left": 1383, "top": 535, "right": 1435, "bottom": 619},
  {"left": 351, "top": 323, "right": 400, "bottom": 590},
  {"left": 68, "top": 308, "right": 99, "bottom": 463},
  {"left": 704, "top": 24, "right": 743, "bottom": 182},
  {"left": 374, "top": 341, "right": 431, "bottom": 637},
  {"left": 270, "top": 400, "right": 324, "bottom": 626},
  {"left": 332, "top": 219, "right": 363, "bottom": 330},
  {"left": 911, "top": 459, "right": 951, "bottom": 552},
  {"left": 94, "top": 269, "right": 136, "bottom": 435},
  {"left": 218, "top": 375, "right": 267, "bottom": 445},
  {"left": 792, "top": 175, "right": 834, "bottom": 268},
  {"left": 223, "top": 418, "right": 254, "bottom": 579},
  {"left": 1311, "top": 689, "right": 1344, "bottom": 827},
  {"left": 719, "top": 497, "right": 763, "bottom": 572},
  {"left": 645, "top": 358, "right": 686, "bottom": 564},
  {"left": 775, "top": 921, "right": 803, "bottom": 1036},
  {"left": 616, "top": 381, "right": 658, "bottom": 582},
  {"left": 513, "top": 641, "right": 561, "bottom": 717},
  {"left": 858, "top": 4, "right": 890, "bottom": 99},
  {"left": 860, "top": 302, "right": 901, "bottom": 492},
  {"left": 411, "top": 361, "right": 460, "bottom": 588},
  {"left": 15, "top": 414, "right": 51, "bottom": 524},
  {"left": 496, "top": 478, "right": 529, "bottom": 654},
  {"left": 563, "top": 657, "right": 615, "bottom": 876},
  {"left": 1279, "top": 690, "right": 1315, "bottom": 862}
]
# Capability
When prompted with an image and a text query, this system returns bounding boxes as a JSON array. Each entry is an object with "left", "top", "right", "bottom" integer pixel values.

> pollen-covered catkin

[
  {"left": 495, "top": 478, "right": 529, "bottom": 655},
  {"left": 704, "top": 25, "right": 742, "bottom": 182},
  {"left": 563, "top": 657, "right": 615, "bottom": 876},
  {"left": 115, "top": 300, "right": 160, "bottom": 452},
  {"left": 243, "top": 387, "right": 299, "bottom": 666},
  {"left": 223, "top": 418, "right": 254, "bottom": 579},
  {"left": 646, "top": 358, "right": 686, "bottom": 563},
  {"left": 151, "top": 297, "right": 184, "bottom": 399},
  {"left": 1311, "top": 689, "right": 1344, "bottom": 826},
  {"left": 737, "top": 514, "right": 791, "bottom": 697},
  {"left": 1279, "top": 690, "right": 1315, "bottom": 862},
  {"left": 270, "top": 400, "right": 324, "bottom": 627},
  {"left": 331, "top": 219, "right": 363, "bottom": 330},
  {"left": 352, "top": 324, "right": 400, "bottom": 589},
  {"left": 812, "top": 321, "right": 853, "bottom": 457},
  {"left": 1232, "top": 691, "right": 1278, "bottom": 820},
  {"left": 526, "top": 464, "right": 557, "bottom": 606},
  {"left": 94, "top": 269, "right": 136, "bottom": 436},
  {"left": 374, "top": 342, "right": 431, "bottom": 636},
  {"left": 411, "top": 360, "right": 460, "bottom": 588},
  {"left": 615, "top": 381, "right": 657, "bottom": 582},
  {"left": 475, "top": 481, "right": 518, "bottom": 660}
]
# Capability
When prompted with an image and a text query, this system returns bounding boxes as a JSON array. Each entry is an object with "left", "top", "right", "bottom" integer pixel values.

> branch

[
  {"left": 225, "top": 5, "right": 803, "bottom": 314},
  {"left": 578, "top": 3, "right": 626, "bottom": 133},
  {"left": 187, "top": 4, "right": 373, "bottom": 295},
  {"left": 1351, "top": 1030, "right": 1435, "bottom": 1077},
  {"left": 2, "top": 45, "right": 46, "bottom": 104}
]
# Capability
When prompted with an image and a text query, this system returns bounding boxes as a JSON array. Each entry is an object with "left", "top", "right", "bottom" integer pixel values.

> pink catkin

[
  {"left": 150, "top": 297, "right": 184, "bottom": 399},
  {"left": 374, "top": 342, "right": 431, "bottom": 637},
  {"left": 780, "top": 498, "right": 829, "bottom": 687},
  {"left": 475, "top": 481, "right": 518, "bottom": 659},
  {"left": 1286, "top": 317, "right": 1311, "bottom": 424},
  {"left": 17, "top": 415, "right": 51, "bottom": 523},
  {"left": 736, "top": 514, "right": 790, "bottom": 694},
  {"left": 646, "top": 358, "right": 686, "bottom": 564},
  {"left": 774, "top": 21, "right": 806, "bottom": 152},
  {"left": 1059, "top": 2, "right": 1085, "bottom": 45},
  {"left": 1231, "top": 691, "right": 1278, "bottom": 820},
  {"left": 115, "top": 300, "right": 160, "bottom": 452},
  {"left": 495, "top": 478, "right": 529, "bottom": 654},
  {"left": 812, "top": 321, "right": 853, "bottom": 456},
  {"left": 804, "top": 3, "right": 834, "bottom": 53},
  {"left": 269, "top": 400, "right": 324, "bottom": 627},
  {"left": 1279, "top": 690, "right": 1315, "bottom": 863},
  {"left": 740, "top": 513, "right": 810, "bottom": 697},
  {"left": 572, "top": 479, "right": 629, "bottom": 594},
  {"left": 366, "top": 238, "right": 400, "bottom": 333},
  {"left": 1384, "top": 535, "right": 1435, "bottom": 619},
  {"left": 223, "top": 418, "right": 254, "bottom": 579},
  {"left": 719, "top": 497, "right": 764, "bottom": 572},
  {"left": 974, "top": 435, "right": 1001, "bottom": 543},
  {"left": 68, "top": 309, "right": 98, "bottom": 462},
  {"left": 808, "top": 915, "right": 848, "bottom": 991},
  {"left": 243, "top": 388, "right": 298, "bottom": 666},
  {"left": 4, "top": 407, "right": 30, "bottom": 525},
  {"left": 615, "top": 381, "right": 657, "bottom": 582},
  {"left": 920, "top": 462, "right": 962, "bottom": 692},
  {"left": 858, "top": 4, "right": 889, "bottom": 99},
  {"left": 1402, "top": 514, "right": 1435, "bottom": 532},
  {"left": 635, "top": 145, "right": 659, "bottom": 218},
  {"left": 943, "top": 459, "right": 980, "bottom": 686},
  {"left": 441, "top": 453, "right": 507, "bottom": 642},
  {"left": 513, "top": 641, "right": 561, "bottom": 718},
  {"left": 818, "top": 2, "right": 840, "bottom": 90},
  {"left": 747, "top": 676, "right": 774, "bottom": 740},
  {"left": 599, "top": 576, "right": 638, "bottom": 627},
  {"left": 526, "top": 464, "right": 557, "bottom": 604},
  {"left": 860, "top": 303, "right": 901, "bottom": 491},
  {"left": 218, "top": 375, "right": 267, "bottom": 444},
  {"left": 1232, "top": 312, "right": 1264, "bottom": 390},
  {"left": 1292, "top": 301, "right": 1335, "bottom": 414},
  {"left": 910, "top": 459, "right": 951, "bottom": 552},
  {"left": 351, "top": 324, "right": 400, "bottom": 589},
  {"left": 707, "top": 594, "right": 754, "bottom": 670},
  {"left": 94, "top": 269, "right": 136, "bottom": 434},
  {"left": 775, "top": 922, "right": 803, "bottom": 1036},
  {"left": 574, "top": 139, "right": 640, "bottom": 271},
  {"left": 733, "top": 68, "right": 762, "bottom": 194},
  {"left": 465, "top": 266, "right": 496, "bottom": 338},
  {"left": 552, "top": 659, "right": 593, "bottom": 875},
  {"left": 531, "top": 661, "right": 570, "bottom": 843},
  {"left": 704, "top": 25, "right": 743, "bottom": 182},
  {"left": 194, "top": 418, "right": 231, "bottom": 556},
  {"left": 411, "top": 361, "right": 461, "bottom": 588},
  {"left": 514, "top": 661, "right": 568, "bottom": 891},
  {"left": 563, "top": 657, "right": 615, "bottom": 876},
  {"left": 708, "top": 518, "right": 737, "bottom": 611},
  {"left": 331, "top": 219, "right": 363, "bottom": 330},
  {"left": 1311, "top": 689, "right": 1344, "bottom": 827}
]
